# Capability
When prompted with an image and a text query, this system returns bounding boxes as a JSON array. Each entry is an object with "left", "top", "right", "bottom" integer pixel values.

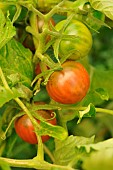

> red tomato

[
  {"left": 35, "top": 63, "right": 42, "bottom": 75},
  {"left": 35, "top": 63, "right": 49, "bottom": 75},
  {"left": 46, "top": 60, "right": 90, "bottom": 104},
  {"left": 14, "top": 106, "right": 56, "bottom": 144}
]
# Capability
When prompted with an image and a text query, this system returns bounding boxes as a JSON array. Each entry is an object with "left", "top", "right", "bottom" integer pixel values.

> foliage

[{"left": 0, "top": 0, "right": 113, "bottom": 170}]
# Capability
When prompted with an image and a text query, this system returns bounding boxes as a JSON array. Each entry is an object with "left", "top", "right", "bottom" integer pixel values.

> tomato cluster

[
  {"left": 14, "top": 6, "right": 92, "bottom": 144},
  {"left": 45, "top": 19, "right": 92, "bottom": 105}
]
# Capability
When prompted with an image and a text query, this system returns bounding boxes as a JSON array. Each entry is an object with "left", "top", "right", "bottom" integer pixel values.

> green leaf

[
  {"left": 89, "top": 0, "right": 113, "bottom": 20},
  {"left": 78, "top": 138, "right": 113, "bottom": 153},
  {"left": 77, "top": 103, "right": 96, "bottom": 124},
  {"left": 0, "top": 9, "right": 16, "bottom": 49},
  {"left": 0, "top": 86, "right": 27, "bottom": 107},
  {"left": 37, "top": 121, "right": 68, "bottom": 141},
  {"left": 90, "top": 67, "right": 113, "bottom": 99},
  {"left": 95, "top": 88, "right": 109, "bottom": 101},
  {"left": 54, "top": 135, "right": 94, "bottom": 166},
  {"left": 0, "top": 39, "right": 34, "bottom": 88},
  {"left": 83, "top": 148, "right": 113, "bottom": 170}
]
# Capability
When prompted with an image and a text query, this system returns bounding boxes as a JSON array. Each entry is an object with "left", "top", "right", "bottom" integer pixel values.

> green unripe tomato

[{"left": 55, "top": 19, "right": 93, "bottom": 60}]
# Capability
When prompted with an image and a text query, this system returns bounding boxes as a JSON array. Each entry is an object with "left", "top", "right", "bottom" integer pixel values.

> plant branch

[
  {"left": 43, "top": 144, "right": 55, "bottom": 163},
  {"left": 0, "top": 67, "right": 44, "bottom": 161},
  {"left": 0, "top": 157, "right": 75, "bottom": 170}
]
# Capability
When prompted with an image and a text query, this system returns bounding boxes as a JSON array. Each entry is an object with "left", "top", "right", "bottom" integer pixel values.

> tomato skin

[
  {"left": 35, "top": 63, "right": 42, "bottom": 75},
  {"left": 46, "top": 61, "right": 90, "bottom": 104},
  {"left": 55, "top": 20, "right": 92, "bottom": 60},
  {"left": 14, "top": 108, "right": 57, "bottom": 144}
]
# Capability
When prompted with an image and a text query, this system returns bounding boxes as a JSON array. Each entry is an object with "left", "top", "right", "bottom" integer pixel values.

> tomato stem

[
  {"left": 0, "top": 157, "right": 76, "bottom": 170},
  {"left": 43, "top": 144, "right": 55, "bottom": 163},
  {"left": 0, "top": 67, "right": 44, "bottom": 161}
]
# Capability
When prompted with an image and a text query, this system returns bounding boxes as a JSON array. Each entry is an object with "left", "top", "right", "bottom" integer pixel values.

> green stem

[
  {"left": 43, "top": 144, "right": 55, "bottom": 163},
  {"left": 29, "top": 5, "right": 45, "bottom": 20},
  {"left": 45, "top": 0, "right": 67, "bottom": 19},
  {"left": 95, "top": 107, "right": 113, "bottom": 115},
  {"left": 0, "top": 157, "right": 75, "bottom": 170},
  {"left": 29, "top": 12, "right": 40, "bottom": 50},
  {"left": 0, "top": 68, "right": 44, "bottom": 161}
]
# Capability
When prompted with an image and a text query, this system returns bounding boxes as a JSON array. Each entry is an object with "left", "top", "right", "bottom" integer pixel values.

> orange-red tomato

[
  {"left": 14, "top": 105, "right": 56, "bottom": 144},
  {"left": 46, "top": 60, "right": 90, "bottom": 104}
]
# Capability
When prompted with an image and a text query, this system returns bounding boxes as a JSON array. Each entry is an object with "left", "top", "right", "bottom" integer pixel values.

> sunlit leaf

[
  {"left": 54, "top": 135, "right": 94, "bottom": 166},
  {"left": 89, "top": 0, "right": 113, "bottom": 20},
  {"left": 0, "top": 86, "right": 27, "bottom": 107},
  {"left": 37, "top": 121, "right": 68, "bottom": 141},
  {"left": 0, "top": 9, "right": 16, "bottom": 49},
  {"left": 0, "top": 39, "right": 34, "bottom": 88},
  {"left": 83, "top": 148, "right": 113, "bottom": 170},
  {"left": 77, "top": 103, "right": 96, "bottom": 124},
  {"left": 78, "top": 138, "right": 113, "bottom": 153}
]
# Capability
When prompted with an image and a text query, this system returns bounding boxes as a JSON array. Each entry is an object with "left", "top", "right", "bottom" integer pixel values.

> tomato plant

[
  {"left": 0, "top": 0, "right": 113, "bottom": 170},
  {"left": 14, "top": 107, "right": 57, "bottom": 144},
  {"left": 55, "top": 19, "right": 92, "bottom": 60},
  {"left": 46, "top": 60, "right": 90, "bottom": 104}
]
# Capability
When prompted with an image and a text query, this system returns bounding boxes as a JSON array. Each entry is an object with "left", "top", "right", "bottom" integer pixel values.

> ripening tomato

[
  {"left": 55, "top": 19, "right": 92, "bottom": 60},
  {"left": 46, "top": 60, "right": 90, "bottom": 104},
  {"left": 14, "top": 105, "right": 57, "bottom": 144}
]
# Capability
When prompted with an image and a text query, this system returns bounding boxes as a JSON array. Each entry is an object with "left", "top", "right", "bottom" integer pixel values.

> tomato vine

[{"left": 0, "top": 0, "right": 113, "bottom": 170}]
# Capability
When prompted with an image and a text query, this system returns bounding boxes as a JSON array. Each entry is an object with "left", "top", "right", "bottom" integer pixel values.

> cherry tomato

[
  {"left": 35, "top": 63, "right": 49, "bottom": 75},
  {"left": 14, "top": 104, "right": 57, "bottom": 144},
  {"left": 46, "top": 60, "right": 90, "bottom": 104},
  {"left": 55, "top": 19, "right": 92, "bottom": 60},
  {"left": 35, "top": 63, "right": 42, "bottom": 75}
]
